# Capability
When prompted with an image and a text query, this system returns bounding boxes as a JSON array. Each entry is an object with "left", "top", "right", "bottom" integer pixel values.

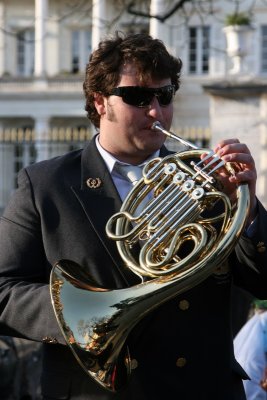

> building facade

[{"left": 1, "top": 0, "right": 267, "bottom": 212}]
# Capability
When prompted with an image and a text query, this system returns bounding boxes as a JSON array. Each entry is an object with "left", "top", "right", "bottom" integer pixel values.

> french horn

[{"left": 50, "top": 121, "right": 250, "bottom": 392}]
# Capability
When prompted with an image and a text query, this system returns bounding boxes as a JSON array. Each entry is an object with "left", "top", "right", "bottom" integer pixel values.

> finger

[
  {"left": 216, "top": 143, "right": 251, "bottom": 158},
  {"left": 214, "top": 139, "right": 240, "bottom": 153},
  {"left": 228, "top": 169, "right": 257, "bottom": 184},
  {"left": 220, "top": 152, "right": 255, "bottom": 168}
]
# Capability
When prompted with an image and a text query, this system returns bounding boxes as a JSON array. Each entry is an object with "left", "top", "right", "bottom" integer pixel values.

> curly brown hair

[{"left": 83, "top": 31, "right": 183, "bottom": 128}]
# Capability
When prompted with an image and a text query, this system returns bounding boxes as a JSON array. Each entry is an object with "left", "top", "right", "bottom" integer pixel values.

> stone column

[
  {"left": 34, "top": 116, "right": 51, "bottom": 162},
  {"left": 0, "top": 2, "right": 5, "bottom": 76},
  {"left": 34, "top": 0, "right": 47, "bottom": 77},
  {"left": 48, "top": 127, "right": 69, "bottom": 159},
  {"left": 92, "top": 0, "right": 106, "bottom": 51},
  {"left": 149, "top": 0, "right": 169, "bottom": 43},
  {"left": 0, "top": 127, "right": 15, "bottom": 213},
  {"left": 203, "top": 81, "right": 267, "bottom": 208}
]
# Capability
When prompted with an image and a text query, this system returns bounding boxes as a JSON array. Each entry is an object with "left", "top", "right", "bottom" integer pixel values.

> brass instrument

[{"left": 50, "top": 121, "right": 250, "bottom": 392}]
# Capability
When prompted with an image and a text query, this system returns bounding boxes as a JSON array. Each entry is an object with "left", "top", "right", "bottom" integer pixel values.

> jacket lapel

[
  {"left": 71, "top": 138, "right": 124, "bottom": 269},
  {"left": 70, "top": 139, "right": 172, "bottom": 286}
]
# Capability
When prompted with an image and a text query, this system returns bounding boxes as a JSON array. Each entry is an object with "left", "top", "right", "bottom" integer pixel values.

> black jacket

[{"left": 1, "top": 138, "right": 267, "bottom": 399}]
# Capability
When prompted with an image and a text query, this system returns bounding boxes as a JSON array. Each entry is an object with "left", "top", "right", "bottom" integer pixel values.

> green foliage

[
  {"left": 225, "top": 12, "right": 251, "bottom": 26},
  {"left": 253, "top": 299, "right": 267, "bottom": 310}
]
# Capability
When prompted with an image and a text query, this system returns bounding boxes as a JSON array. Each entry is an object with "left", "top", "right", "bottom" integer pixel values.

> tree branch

[{"left": 127, "top": 0, "right": 191, "bottom": 22}]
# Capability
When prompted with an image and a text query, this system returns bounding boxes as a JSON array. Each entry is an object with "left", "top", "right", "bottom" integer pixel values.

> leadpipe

[{"left": 152, "top": 121, "right": 199, "bottom": 150}]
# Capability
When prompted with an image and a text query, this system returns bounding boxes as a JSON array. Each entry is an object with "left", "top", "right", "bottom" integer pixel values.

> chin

[{"left": 140, "top": 142, "right": 164, "bottom": 157}]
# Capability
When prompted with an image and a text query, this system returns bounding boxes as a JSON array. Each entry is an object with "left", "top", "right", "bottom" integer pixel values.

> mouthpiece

[
  {"left": 151, "top": 121, "right": 162, "bottom": 131},
  {"left": 151, "top": 121, "right": 198, "bottom": 150}
]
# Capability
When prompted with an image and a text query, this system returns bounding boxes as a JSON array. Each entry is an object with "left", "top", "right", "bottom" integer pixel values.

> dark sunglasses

[{"left": 109, "top": 85, "right": 175, "bottom": 108}]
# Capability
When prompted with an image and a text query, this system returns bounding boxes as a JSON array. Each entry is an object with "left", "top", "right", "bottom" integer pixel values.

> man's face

[{"left": 96, "top": 63, "right": 174, "bottom": 164}]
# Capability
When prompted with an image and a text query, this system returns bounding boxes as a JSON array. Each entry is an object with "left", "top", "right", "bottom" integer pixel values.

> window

[
  {"left": 17, "top": 30, "right": 35, "bottom": 76},
  {"left": 188, "top": 26, "right": 210, "bottom": 74},
  {"left": 261, "top": 25, "right": 267, "bottom": 73},
  {"left": 71, "top": 30, "right": 91, "bottom": 74}
]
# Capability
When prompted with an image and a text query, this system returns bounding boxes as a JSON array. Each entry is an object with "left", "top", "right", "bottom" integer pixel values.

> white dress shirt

[
  {"left": 234, "top": 312, "right": 267, "bottom": 400},
  {"left": 95, "top": 135, "right": 159, "bottom": 201}
]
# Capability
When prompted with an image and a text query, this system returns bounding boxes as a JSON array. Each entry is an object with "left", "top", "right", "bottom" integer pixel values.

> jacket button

[
  {"left": 178, "top": 299, "right": 190, "bottom": 310},
  {"left": 176, "top": 357, "right": 187, "bottom": 367},
  {"left": 131, "top": 358, "right": 138, "bottom": 370},
  {"left": 125, "top": 356, "right": 138, "bottom": 370},
  {"left": 257, "top": 242, "right": 266, "bottom": 253}
]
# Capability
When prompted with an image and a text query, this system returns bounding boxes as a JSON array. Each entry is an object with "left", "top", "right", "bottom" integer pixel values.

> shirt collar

[{"left": 95, "top": 134, "right": 160, "bottom": 173}]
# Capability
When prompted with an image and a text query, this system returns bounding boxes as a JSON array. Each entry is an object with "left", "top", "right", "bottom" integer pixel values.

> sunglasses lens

[
  {"left": 123, "top": 88, "right": 152, "bottom": 107},
  {"left": 157, "top": 88, "right": 174, "bottom": 106},
  {"left": 111, "top": 85, "right": 174, "bottom": 107}
]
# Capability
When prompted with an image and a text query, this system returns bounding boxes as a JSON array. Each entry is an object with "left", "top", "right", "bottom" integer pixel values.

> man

[{"left": 0, "top": 32, "right": 267, "bottom": 400}]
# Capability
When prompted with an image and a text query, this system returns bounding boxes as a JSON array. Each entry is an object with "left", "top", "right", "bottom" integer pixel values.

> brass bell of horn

[{"left": 50, "top": 121, "right": 250, "bottom": 392}]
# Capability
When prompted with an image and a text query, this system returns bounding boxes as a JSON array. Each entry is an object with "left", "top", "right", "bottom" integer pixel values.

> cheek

[
  {"left": 118, "top": 107, "right": 140, "bottom": 128},
  {"left": 164, "top": 107, "right": 174, "bottom": 128},
  {"left": 166, "top": 104, "right": 174, "bottom": 118},
  {"left": 106, "top": 106, "right": 117, "bottom": 122}
]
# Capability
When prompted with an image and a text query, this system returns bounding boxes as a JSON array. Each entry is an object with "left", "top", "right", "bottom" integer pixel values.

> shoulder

[
  {"left": 14, "top": 148, "right": 84, "bottom": 197},
  {"left": 25, "top": 148, "right": 83, "bottom": 176}
]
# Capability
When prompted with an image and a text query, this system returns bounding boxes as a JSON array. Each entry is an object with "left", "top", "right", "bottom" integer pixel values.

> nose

[{"left": 146, "top": 96, "right": 163, "bottom": 119}]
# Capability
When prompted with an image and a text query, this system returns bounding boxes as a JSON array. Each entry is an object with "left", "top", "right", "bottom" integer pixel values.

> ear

[{"left": 94, "top": 93, "right": 106, "bottom": 116}]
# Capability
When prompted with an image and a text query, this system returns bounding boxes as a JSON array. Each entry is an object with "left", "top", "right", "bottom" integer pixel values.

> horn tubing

[{"left": 152, "top": 121, "right": 199, "bottom": 150}]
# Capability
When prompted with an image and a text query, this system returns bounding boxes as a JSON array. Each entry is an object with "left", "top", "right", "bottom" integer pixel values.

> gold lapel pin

[{"left": 86, "top": 177, "right": 102, "bottom": 189}]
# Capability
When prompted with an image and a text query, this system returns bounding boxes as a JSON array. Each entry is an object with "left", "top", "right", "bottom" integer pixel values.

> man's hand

[{"left": 214, "top": 138, "right": 257, "bottom": 225}]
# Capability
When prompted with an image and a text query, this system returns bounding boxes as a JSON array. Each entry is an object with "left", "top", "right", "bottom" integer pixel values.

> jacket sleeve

[
  {"left": 0, "top": 168, "right": 65, "bottom": 344},
  {"left": 232, "top": 200, "right": 267, "bottom": 299}
]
